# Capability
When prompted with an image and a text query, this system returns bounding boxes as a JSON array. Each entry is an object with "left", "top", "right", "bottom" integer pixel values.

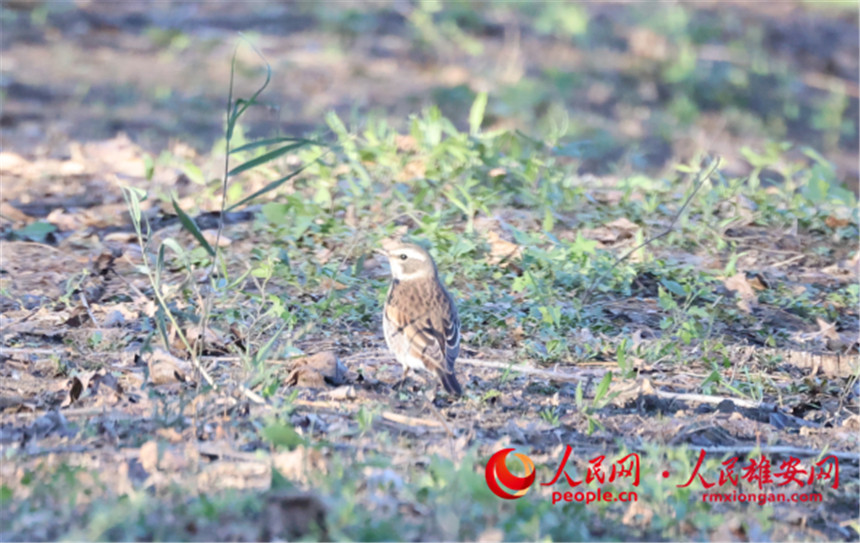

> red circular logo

[{"left": 485, "top": 448, "right": 536, "bottom": 499}]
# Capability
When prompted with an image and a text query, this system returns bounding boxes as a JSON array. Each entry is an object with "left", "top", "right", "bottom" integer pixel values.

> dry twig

[{"left": 458, "top": 357, "right": 589, "bottom": 382}]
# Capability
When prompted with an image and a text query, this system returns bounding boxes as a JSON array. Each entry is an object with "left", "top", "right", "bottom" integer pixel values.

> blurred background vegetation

[{"left": 2, "top": 1, "right": 857, "bottom": 186}]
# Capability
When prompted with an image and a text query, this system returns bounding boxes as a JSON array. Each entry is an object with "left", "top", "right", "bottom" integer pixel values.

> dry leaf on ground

[
  {"left": 147, "top": 348, "right": 190, "bottom": 385},
  {"left": 285, "top": 351, "right": 347, "bottom": 388},
  {"left": 201, "top": 229, "right": 232, "bottom": 248},
  {"left": 723, "top": 273, "right": 759, "bottom": 313},
  {"left": 272, "top": 446, "right": 328, "bottom": 485},
  {"left": 814, "top": 317, "right": 858, "bottom": 352},
  {"left": 581, "top": 217, "right": 640, "bottom": 245},
  {"left": 474, "top": 217, "right": 523, "bottom": 268}
]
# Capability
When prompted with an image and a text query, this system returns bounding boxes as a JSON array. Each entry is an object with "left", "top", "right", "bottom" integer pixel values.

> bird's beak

[{"left": 373, "top": 248, "right": 388, "bottom": 257}]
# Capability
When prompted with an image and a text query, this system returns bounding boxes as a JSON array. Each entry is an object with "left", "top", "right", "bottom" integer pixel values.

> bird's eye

[{"left": 399, "top": 254, "right": 408, "bottom": 261}]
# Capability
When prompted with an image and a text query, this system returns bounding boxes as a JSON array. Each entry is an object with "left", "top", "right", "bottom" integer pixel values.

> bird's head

[{"left": 375, "top": 240, "right": 437, "bottom": 281}]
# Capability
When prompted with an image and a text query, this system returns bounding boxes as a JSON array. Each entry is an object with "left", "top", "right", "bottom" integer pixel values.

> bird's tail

[{"left": 437, "top": 369, "right": 463, "bottom": 397}]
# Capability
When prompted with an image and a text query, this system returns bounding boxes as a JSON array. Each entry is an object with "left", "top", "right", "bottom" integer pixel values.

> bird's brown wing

[
  {"left": 421, "top": 281, "right": 461, "bottom": 372},
  {"left": 439, "top": 289, "right": 460, "bottom": 373},
  {"left": 386, "top": 278, "right": 460, "bottom": 372},
  {"left": 384, "top": 300, "right": 447, "bottom": 373},
  {"left": 432, "top": 287, "right": 462, "bottom": 395}
]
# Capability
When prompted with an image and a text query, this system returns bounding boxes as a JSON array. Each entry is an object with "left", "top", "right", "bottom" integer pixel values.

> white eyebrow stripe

[
  {"left": 397, "top": 268, "right": 432, "bottom": 280},
  {"left": 397, "top": 248, "right": 427, "bottom": 261}
]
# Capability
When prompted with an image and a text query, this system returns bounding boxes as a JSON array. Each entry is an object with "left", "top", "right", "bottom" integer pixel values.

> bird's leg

[{"left": 393, "top": 367, "right": 412, "bottom": 391}]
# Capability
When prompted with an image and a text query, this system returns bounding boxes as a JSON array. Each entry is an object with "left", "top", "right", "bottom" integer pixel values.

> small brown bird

[{"left": 377, "top": 240, "right": 463, "bottom": 396}]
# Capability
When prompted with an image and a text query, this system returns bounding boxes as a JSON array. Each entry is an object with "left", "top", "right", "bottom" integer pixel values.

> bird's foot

[{"left": 392, "top": 368, "right": 414, "bottom": 392}]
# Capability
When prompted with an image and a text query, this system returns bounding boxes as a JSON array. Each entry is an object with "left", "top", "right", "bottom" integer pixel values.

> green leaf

[
  {"left": 261, "top": 420, "right": 305, "bottom": 450},
  {"left": 326, "top": 111, "right": 371, "bottom": 187},
  {"left": 271, "top": 467, "right": 295, "bottom": 490},
  {"left": 291, "top": 213, "right": 314, "bottom": 238},
  {"left": 225, "top": 154, "right": 327, "bottom": 212},
  {"left": 660, "top": 279, "right": 687, "bottom": 298},
  {"left": 574, "top": 381, "right": 583, "bottom": 409},
  {"left": 252, "top": 321, "right": 288, "bottom": 368},
  {"left": 13, "top": 221, "right": 56, "bottom": 243},
  {"left": 657, "top": 286, "right": 677, "bottom": 311},
  {"left": 161, "top": 237, "right": 185, "bottom": 256},
  {"left": 0, "top": 484, "right": 12, "bottom": 505},
  {"left": 570, "top": 231, "right": 598, "bottom": 256},
  {"left": 469, "top": 91, "right": 488, "bottom": 136},
  {"left": 593, "top": 371, "right": 613, "bottom": 404},
  {"left": 156, "top": 244, "right": 165, "bottom": 287},
  {"left": 182, "top": 162, "right": 205, "bottom": 185},
  {"left": 226, "top": 35, "right": 271, "bottom": 142},
  {"left": 230, "top": 137, "right": 324, "bottom": 154},
  {"left": 261, "top": 202, "right": 290, "bottom": 224},
  {"left": 172, "top": 197, "right": 216, "bottom": 257},
  {"left": 121, "top": 186, "right": 147, "bottom": 225},
  {"left": 801, "top": 146, "right": 831, "bottom": 168},
  {"left": 154, "top": 306, "right": 169, "bottom": 348},
  {"left": 616, "top": 337, "right": 629, "bottom": 373},
  {"left": 701, "top": 370, "right": 722, "bottom": 388},
  {"left": 228, "top": 142, "right": 308, "bottom": 177},
  {"left": 542, "top": 208, "right": 555, "bottom": 232},
  {"left": 143, "top": 154, "right": 155, "bottom": 181},
  {"left": 801, "top": 175, "right": 830, "bottom": 205},
  {"left": 674, "top": 162, "right": 698, "bottom": 174},
  {"left": 723, "top": 251, "right": 745, "bottom": 277}
]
